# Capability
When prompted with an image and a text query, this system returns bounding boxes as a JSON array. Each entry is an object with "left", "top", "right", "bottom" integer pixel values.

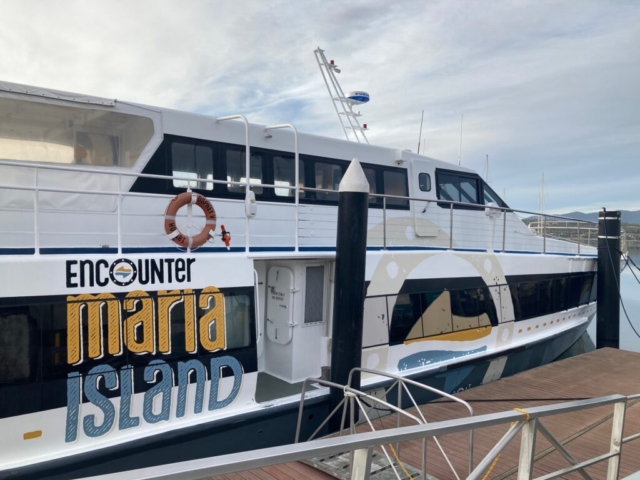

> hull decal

[
  {"left": 404, "top": 326, "right": 492, "bottom": 344},
  {"left": 398, "top": 346, "right": 487, "bottom": 371}
]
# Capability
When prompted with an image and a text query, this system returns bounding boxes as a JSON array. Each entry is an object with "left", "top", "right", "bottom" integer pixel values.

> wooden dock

[{"left": 209, "top": 348, "right": 640, "bottom": 479}]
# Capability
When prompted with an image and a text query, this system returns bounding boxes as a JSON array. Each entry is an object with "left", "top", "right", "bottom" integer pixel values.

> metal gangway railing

[
  {"left": 527, "top": 218, "right": 629, "bottom": 253},
  {"left": 294, "top": 367, "right": 474, "bottom": 479},
  {"left": 84, "top": 393, "right": 640, "bottom": 480}
]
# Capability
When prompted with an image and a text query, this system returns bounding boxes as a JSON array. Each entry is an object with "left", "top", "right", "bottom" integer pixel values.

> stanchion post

[{"left": 597, "top": 209, "right": 621, "bottom": 349}]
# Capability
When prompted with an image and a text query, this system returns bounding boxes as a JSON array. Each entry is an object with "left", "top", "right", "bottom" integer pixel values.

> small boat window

[
  {"left": 225, "top": 148, "right": 263, "bottom": 194},
  {"left": 419, "top": 173, "right": 431, "bottom": 192},
  {"left": 0, "top": 96, "right": 154, "bottom": 167},
  {"left": 224, "top": 291, "right": 252, "bottom": 349},
  {"left": 383, "top": 170, "right": 409, "bottom": 206},
  {"left": 271, "top": 154, "right": 302, "bottom": 198},
  {"left": 314, "top": 162, "right": 343, "bottom": 201},
  {"left": 304, "top": 265, "right": 325, "bottom": 325},
  {"left": 0, "top": 310, "right": 31, "bottom": 384},
  {"left": 363, "top": 167, "right": 378, "bottom": 204},
  {"left": 171, "top": 141, "right": 214, "bottom": 190}
]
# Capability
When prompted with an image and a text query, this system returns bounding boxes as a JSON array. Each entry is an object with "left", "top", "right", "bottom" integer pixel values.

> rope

[
  {"left": 387, "top": 442, "right": 413, "bottom": 479},
  {"left": 513, "top": 407, "right": 531, "bottom": 422},
  {"left": 481, "top": 453, "right": 502, "bottom": 480},
  {"left": 481, "top": 408, "right": 531, "bottom": 480}
]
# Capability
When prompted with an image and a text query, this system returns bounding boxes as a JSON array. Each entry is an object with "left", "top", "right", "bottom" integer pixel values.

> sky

[{"left": 1, "top": 0, "right": 638, "bottom": 213}]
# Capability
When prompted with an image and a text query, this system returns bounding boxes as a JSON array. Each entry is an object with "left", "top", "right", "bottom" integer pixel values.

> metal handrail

[
  {"left": 348, "top": 367, "right": 474, "bottom": 478},
  {"left": 89, "top": 394, "right": 631, "bottom": 480},
  {"left": 0, "top": 158, "right": 600, "bottom": 257}
]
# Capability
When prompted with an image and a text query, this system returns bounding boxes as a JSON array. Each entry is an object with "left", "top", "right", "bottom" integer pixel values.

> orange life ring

[{"left": 164, "top": 192, "right": 217, "bottom": 249}]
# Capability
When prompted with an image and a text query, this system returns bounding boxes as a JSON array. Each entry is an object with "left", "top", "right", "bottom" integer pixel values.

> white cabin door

[
  {"left": 410, "top": 159, "right": 439, "bottom": 237},
  {"left": 265, "top": 266, "right": 294, "bottom": 345}
]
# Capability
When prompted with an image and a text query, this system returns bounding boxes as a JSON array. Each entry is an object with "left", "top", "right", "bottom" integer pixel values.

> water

[{"left": 586, "top": 250, "right": 640, "bottom": 352}]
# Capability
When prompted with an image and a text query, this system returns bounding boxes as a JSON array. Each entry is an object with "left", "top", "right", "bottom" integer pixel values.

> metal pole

[
  {"left": 597, "top": 209, "right": 621, "bottom": 349},
  {"left": 117, "top": 174, "right": 122, "bottom": 254},
  {"left": 449, "top": 203, "right": 454, "bottom": 249},
  {"left": 383, "top": 196, "right": 387, "bottom": 250},
  {"left": 578, "top": 222, "right": 581, "bottom": 256},
  {"left": 264, "top": 124, "right": 299, "bottom": 251},
  {"left": 502, "top": 208, "right": 507, "bottom": 252},
  {"left": 216, "top": 115, "right": 250, "bottom": 253},
  {"left": 330, "top": 158, "right": 369, "bottom": 432},
  {"left": 34, "top": 167, "right": 39, "bottom": 255},
  {"left": 607, "top": 401, "right": 626, "bottom": 480},
  {"left": 517, "top": 419, "right": 538, "bottom": 480},
  {"left": 543, "top": 215, "right": 546, "bottom": 254}
]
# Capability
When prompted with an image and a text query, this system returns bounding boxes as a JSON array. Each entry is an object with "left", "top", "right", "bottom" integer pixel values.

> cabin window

[
  {"left": 304, "top": 266, "right": 325, "bottom": 325},
  {"left": 269, "top": 154, "right": 304, "bottom": 198},
  {"left": 226, "top": 148, "right": 263, "bottom": 194},
  {"left": 589, "top": 275, "right": 598, "bottom": 303},
  {"left": 553, "top": 277, "right": 568, "bottom": 312},
  {"left": 579, "top": 274, "right": 594, "bottom": 306},
  {"left": 389, "top": 293, "right": 424, "bottom": 344},
  {"left": 171, "top": 141, "right": 214, "bottom": 190},
  {"left": 538, "top": 280, "right": 554, "bottom": 316},
  {"left": 0, "top": 97, "right": 154, "bottom": 167},
  {"left": 0, "top": 310, "right": 31, "bottom": 384},
  {"left": 419, "top": 173, "right": 431, "bottom": 192},
  {"left": 224, "top": 291, "right": 252, "bottom": 349},
  {"left": 567, "top": 275, "right": 584, "bottom": 310},
  {"left": 383, "top": 170, "right": 409, "bottom": 206},
  {"left": 482, "top": 183, "right": 504, "bottom": 206},
  {"left": 314, "top": 162, "right": 343, "bottom": 202},
  {"left": 363, "top": 167, "right": 379, "bottom": 204}
]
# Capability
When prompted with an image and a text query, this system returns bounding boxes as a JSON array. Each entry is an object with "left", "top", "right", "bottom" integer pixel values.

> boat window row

[
  {"left": 388, "top": 286, "right": 499, "bottom": 345},
  {"left": 436, "top": 168, "right": 508, "bottom": 208},
  {"left": 384, "top": 273, "right": 595, "bottom": 346},
  {"left": 510, "top": 272, "right": 595, "bottom": 321},
  {"left": 132, "top": 135, "right": 410, "bottom": 208},
  {"left": 0, "top": 287, "right": 256, "bottom": 387}
]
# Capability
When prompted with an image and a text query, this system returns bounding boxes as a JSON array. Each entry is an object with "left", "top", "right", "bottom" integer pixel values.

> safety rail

[
  {"left": 294, "top": 367, "right": 474, "bottom": 480},
  {"left": 0, "top": 157, "right": 600, "bottom": 257},
  {"left": 84, "top": 393, "right": 640, "bottom": 480}
]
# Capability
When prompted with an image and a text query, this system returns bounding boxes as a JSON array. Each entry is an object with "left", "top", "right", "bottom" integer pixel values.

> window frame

[{"left": 435, "top": 168, "right": 508, "bottom": 210}]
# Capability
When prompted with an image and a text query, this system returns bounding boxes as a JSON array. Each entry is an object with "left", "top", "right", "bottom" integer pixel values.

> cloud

[{"left": 1, "top": 0, "right": 638, "bottom": 213}]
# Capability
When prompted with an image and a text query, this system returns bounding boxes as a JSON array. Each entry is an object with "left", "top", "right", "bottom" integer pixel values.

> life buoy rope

[{"left": 164, "top": 192, "right": 217, "bottom": 249}]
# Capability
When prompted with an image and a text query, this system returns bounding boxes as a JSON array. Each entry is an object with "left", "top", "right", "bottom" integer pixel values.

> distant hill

[{"left": 559, "top": 210, "right": 640, "bottom": 225}]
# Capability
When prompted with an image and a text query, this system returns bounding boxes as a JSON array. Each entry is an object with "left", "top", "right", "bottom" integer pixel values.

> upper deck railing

[{"left": 0, "top": 157, "right": 602, "bottom": 257}]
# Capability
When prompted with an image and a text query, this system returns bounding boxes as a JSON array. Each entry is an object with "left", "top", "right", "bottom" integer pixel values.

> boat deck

[{"left": 210, "top": 348, "right": 640, "bottom": 479}]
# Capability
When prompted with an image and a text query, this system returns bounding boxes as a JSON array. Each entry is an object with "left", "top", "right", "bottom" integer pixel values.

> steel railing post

[
  {"left": 449, "top": 203, "right": 454, "bottom": 249},
  {"left": 34, "top": 167, "right": 39, "bottom": 255},
  {"left": 264, "top": 124, "right": 299, "bottom": 251},
  {"left": 543, "top": 215, "right": 547, "bottom": 254},
  {"left": 607, "top": 401, "right": 626, "bottom": 480},
  {"left": 517, "top": 419, "right": 538, "bottom": 480},
  {"left": 117, "top": 174, "right": 122, "bottom": 254},
  {"left": 578, "top": 222, "right": 581, "bottom": 256},
  {"left": 351, "top": 447, "right": 373, "bottom": 480},
  {"left": 216, "top": 114, "right": 250, "bottom": 253},
  {"left": 383, "top": 196, "right": 387, "bottom": 250},
  {"left": 502, "top": 208, "right": 507, "bottom": 253}
]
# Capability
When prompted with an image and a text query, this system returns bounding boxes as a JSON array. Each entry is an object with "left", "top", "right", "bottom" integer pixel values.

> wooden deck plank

[{"left": 211, "top": 348, "right": 640, "bottom": 479}]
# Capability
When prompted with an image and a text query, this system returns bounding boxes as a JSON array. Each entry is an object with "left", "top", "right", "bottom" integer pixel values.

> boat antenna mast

[
  {"left": 417, "top": 110, "right": 425, "bottom": 154},
  {"left": 314, "top": 47, "right": 370, "bottom": 144}
]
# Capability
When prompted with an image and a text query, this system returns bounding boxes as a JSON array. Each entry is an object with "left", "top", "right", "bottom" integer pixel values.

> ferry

[{"left": 0, "top": 79, "right": 597, "bottom": 479}]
